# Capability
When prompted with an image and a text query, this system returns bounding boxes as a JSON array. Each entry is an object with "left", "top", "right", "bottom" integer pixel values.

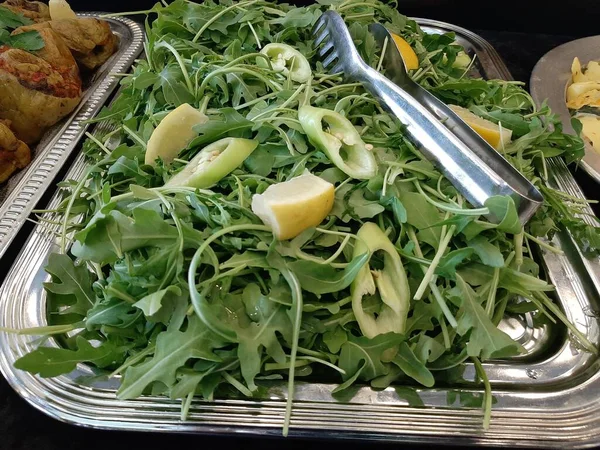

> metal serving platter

[
  {"left": 0, "top": 14, "right": 144, "bottom": 259},
  {"left": 1, "top": 19, "right": 600, "bottom": 448},
  {"left": 530, "top": 36, "right": 600, "bottom": 183}
]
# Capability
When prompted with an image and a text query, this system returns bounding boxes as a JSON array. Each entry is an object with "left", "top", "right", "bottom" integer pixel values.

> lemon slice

[
  {"left": 145, "top": 103, "right": 208, "bottom": 166},
  {"left": 49, "top": 0, "right": 77, "bottom": 20},
  {"left": 449, "top": 104, "right": 512, "bottom": 150},
  {"left": 390, "top": 33, "right": 419, "bottom": 71},
  {"left": 251, "top": 173, "right": 335, "bottom": 240}
]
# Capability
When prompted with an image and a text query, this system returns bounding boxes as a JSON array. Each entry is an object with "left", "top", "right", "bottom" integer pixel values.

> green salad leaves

[{"left": 11, "top": 0, "right": 600, "bottom": 435}]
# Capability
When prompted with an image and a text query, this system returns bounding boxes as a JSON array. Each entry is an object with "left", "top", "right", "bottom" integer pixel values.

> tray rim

[
  {"left": 0, "top": 13, "right": 145, "bottom": 260},
  {"left": 1, "top": 17, "right": 600, "bottom": 449}
]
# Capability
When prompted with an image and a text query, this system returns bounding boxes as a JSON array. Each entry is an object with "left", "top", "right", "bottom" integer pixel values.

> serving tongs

[{"left": 312, "top": 11, "right": 543, "bottom": 225}]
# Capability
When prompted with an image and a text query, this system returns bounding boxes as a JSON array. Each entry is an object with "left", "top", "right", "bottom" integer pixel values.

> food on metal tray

[
  {"left": 0, "top": 26, "right": 81, "bottom": 144},
  {"left": 23, "top": 18, "right": 119, "bottom": 70},
  {"left": 1, "top": 0, "right": 49, "bottom": 22},
  {"left": 0, "top": 120, "right": 31, "bottom": 183},
  {"left": 0, "top": 0, "right": 118, "bottom": 182}
]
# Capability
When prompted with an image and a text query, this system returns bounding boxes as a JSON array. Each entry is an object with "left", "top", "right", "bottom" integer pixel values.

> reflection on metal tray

[
  {"left": 0, "top": 14, "right": 144, "bottom": 259},
  {"left": 1, "top": 18, "right": 600, "bottom": 448}
]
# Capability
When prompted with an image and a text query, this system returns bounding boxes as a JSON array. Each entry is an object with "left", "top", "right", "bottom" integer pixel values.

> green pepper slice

[
  {"left": 166, "top": 137, "right": 258, "bottom": 188},
  {"left": 258, "top": 43, "right": 311, "bottom": 83},
  {"left": 298, "top": 105, "right": 377, "bottom": 180},
  {"left": 351, "top": 222, "right": 411, "bottom": 338}
]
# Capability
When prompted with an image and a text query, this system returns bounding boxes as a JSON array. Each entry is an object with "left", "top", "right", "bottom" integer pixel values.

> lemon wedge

[
  {"left": 251, "top": 173, "right": 335, "bottom": 240},
  {"left": 449, "top": 104, "right": 512, "bottom": 150},
  {"left": 49, "top": 0, "right": 77, "bottom": 20},
  {"left": 145, "top": 103, "right": 208, "bottom": 166},
  {"left": 390, "top": 33, "right": 419, "bottom": 70}
]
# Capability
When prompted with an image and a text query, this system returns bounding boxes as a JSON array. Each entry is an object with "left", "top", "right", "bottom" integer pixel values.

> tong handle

[
  {"left": 403, "top": 82, "right": 517, "bottom": 177},
  {"left": 355, "top": 65, "right": 510, "bottom": 207}
]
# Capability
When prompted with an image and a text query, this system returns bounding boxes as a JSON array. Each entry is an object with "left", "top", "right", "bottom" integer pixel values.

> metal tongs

[{"left": 312, "top": 11, "right": 543, "bottom": 225}]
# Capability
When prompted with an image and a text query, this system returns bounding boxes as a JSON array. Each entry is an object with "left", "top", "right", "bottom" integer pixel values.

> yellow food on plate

[
  {"left": 48, "top": 0, "right": 76, "bottom": 20},
  {"left": 145, "top": 103, "right": 208, "bottom": 166},
  {"left": 567, "top": 81, "right": 600, "bottom": 109},
  {"left": 572, "top": 57, "right": 600, "bottom": 83},
  {"left": 576, "top": 114, "right": 600, "bottom": 153},
  {"left": 390, "top": 33, "right": 419, "bottom": 70},
  {"left": 449, "top": 104, "right": 512, "bottom": 149},
  {"left": 251, "top": 173, "right": 335, "bottom": 240},
  {"left": 567, "top": 57, "right": 600, "bottom": 109}
]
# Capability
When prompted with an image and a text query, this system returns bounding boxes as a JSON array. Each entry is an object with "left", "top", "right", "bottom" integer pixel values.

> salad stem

[
  {"left": 192, "top": 0, "right": 260, "bottom": 42},
  {"left": 414, "top": 225, "right": 456, "bottom": 300}
]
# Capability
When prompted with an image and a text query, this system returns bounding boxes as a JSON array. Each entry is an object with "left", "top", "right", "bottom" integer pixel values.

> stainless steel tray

[
  {"left": 530, "top": 36, "right": 600, "bottom": 184},
  {"left": 1, "top": 19, "right": 600, "bottom": 448},
  {"left": 0, "top": 14, "right": 144, "bottom": 259}
]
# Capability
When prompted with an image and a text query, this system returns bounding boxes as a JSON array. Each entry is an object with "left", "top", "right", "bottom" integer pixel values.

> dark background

[
  {"left": 69, "top": 0, "right": 600, "bottom": 37},
  {"left": 2, "top": 1, "right": 600, "bottom": 449}
]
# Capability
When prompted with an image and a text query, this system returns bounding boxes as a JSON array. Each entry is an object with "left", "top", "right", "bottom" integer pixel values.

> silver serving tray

[
  {"left": 0, "top": 14, "right": 144, "bottom": 259},
  {"left": 1, "top": 19, "right": 600, "bottom": 448},
  {"left": 530, "top": 36, "right": 600, "bottom": 183}
]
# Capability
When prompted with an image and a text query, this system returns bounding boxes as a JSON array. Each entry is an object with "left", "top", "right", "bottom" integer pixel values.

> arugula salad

[{"left": 10, "top": 0, "right": 600, "bottom": 434}]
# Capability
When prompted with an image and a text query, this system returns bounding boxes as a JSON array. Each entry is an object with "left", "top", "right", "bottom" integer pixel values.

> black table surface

[{"left": 0, "top": 27, "right": 598, "bottom": 450}]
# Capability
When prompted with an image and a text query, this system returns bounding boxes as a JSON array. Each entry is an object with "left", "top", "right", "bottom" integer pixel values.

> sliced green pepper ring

[
  {"left": 166, "top": 137, "right": 258, "bottom": 188},
  {"left": 299, "top": 105, "right": 377, "bottom": 180},
  {"left": 351, "top": 222, "right": 411, "bottom": 339},
  {"left": 258, "top": 43, "right": 311, "bottom": 83}
]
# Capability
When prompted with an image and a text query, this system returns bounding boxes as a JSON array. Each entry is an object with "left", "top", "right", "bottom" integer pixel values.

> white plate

[{"left": 530, "top": 36, "right": 600, "bottom": 183}]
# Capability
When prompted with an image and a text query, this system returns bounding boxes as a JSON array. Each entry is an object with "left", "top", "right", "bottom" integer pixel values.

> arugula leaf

[
  {"left": 72, "top": 209, "right": 180, "bottom": 263},
  {"left": 118, "top": 315, "right": 224, "bottom": 399},
  {"left": 338, "top": 332, "right": 405, "bottom": 382},
  {"left": 414, "top": 334, "right": 446, "bottom": 363},
  {"left": 484, "top": 196, "right": 520, "bottom": 234},
  {"left": 405, "top": 299, "right": 439, "bottom": 334},
  {"left": 189, "top": 108, "right": 254, "bottom": 147},
  {"left": 454, "top": 275, "right": 523, "bottom": 360},
  {"left": 14, "top": 336, "right": 125, "bottom": 378},
  {"left": 348, "top": 188, "right": 385, "bottom": 219},
  {"left": 391, "top": 342, "right": 435, "bottom": 387},
  {"left": 235, "top": 284, "right": 292, "bottom": 390},
  {"left": 44, "top": 253, "right": 96, "bottom": 317},
  {"left": 467, "top": 236, "right": 504, "bottom": 268},
  {"left": 399, "top": 191, "right": 442, "bottom": 249},
  {"left": 133, "top": 285, "right": 184, "bottom": 324},
  {"left": 288, "top": 252, "right": 368, "bottom": 294},
  {"left": 436, "top": 248, "right": 475, "bottom": 279},
  {"left": 219, "top": 251, "right": 269, "bottom": 269},
  {"left": 323, "top": 326, "right": 348, "bottom": 353},
  {"left": 159, "top": 65, "right": 195, "bottom": 106},
  {"left": 86, "top": 298, "right": 140, "bottom": 328}
]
